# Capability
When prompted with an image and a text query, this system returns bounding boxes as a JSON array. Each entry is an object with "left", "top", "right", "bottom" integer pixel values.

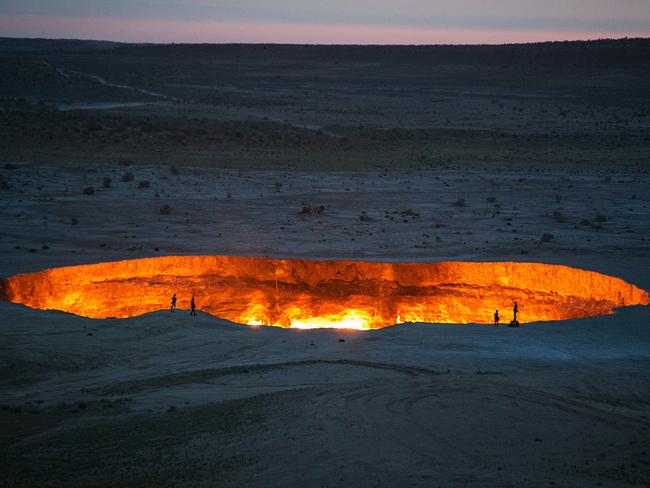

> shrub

[
  {"left": 170, "top": 166, "right": 179, "bottom": 175},
  {"left": 552, "top": 209, "right": 567, "bottom": 223},
  {"left": 541, "top": 233, "right": 554, "bottom": 243},
  {"left": 594, "top": 214, "right": 607, "bottom": 223},
  {"left": 121, "top": 172, "right": 134, "bottom": 182},
  {"left": 401, "top": 208, "right": 420, "bottom": 218},
  {"left": 82, "top": 186, "right": 95, "bottom": 195},
  {"left": 138, "top": 180, "right": 150, "bottom": 189},
  {"left": 452, "top": 198, "right": 465, "bottom": 207},
  {"left": 359, "top": 211, "right": 373, "bottom": 222},
  {"left": 159, "top": 204, "right": 172, "bottom": 215},
  {"left": 102, "top": 177, "right": 112, "bottom": 188}
]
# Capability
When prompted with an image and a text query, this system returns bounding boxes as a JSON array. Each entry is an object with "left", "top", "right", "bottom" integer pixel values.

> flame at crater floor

[{"left": 1, "top": 256, "right": 648, "bottom": 329}]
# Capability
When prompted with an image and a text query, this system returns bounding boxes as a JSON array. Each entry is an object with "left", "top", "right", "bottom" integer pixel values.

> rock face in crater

[{"left": 1, "top": 256, "right": 648, "bottom": 328}]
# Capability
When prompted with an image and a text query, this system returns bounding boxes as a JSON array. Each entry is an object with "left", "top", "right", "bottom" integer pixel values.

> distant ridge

[
  {"left": 2, "top": 36, "right": 648, "bottom": 70},
  {"left": 1, "top": 36, "right": 649, "bottom": 49}
]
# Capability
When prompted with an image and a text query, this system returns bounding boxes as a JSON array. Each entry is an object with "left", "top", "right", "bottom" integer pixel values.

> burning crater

[{"left": 1, "top": 256, "right": 648, "bottom": 329}]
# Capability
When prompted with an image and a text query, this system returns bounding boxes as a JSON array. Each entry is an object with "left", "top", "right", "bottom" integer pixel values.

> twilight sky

[{"left": 1, "top": 0, "right": 649, "bottom": 44}]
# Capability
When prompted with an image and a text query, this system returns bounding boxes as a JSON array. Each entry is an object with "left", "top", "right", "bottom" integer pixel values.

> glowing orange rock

[{"left": 1, "top": 256, "right": 648, "bottom": 329}]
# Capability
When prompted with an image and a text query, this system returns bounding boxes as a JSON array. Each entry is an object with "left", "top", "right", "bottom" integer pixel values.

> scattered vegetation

[
  {"left": 452, "top": 198, "right": 465, "bottom": 207},
  {"left": 400, "top": 208, "right": 420, "bottom": 219},
  {"left": 102, "top": 177, "right": 112, "bottom": 188},
  {"left": 138, "top": 180, "right": 151, "bottom": 189},
  {"left": 552, "top": 209, "right": 568, "bottom": 223},
  {"left": 541, "top": 233, "right": 554, "bottom": 243},
  {"left": 159, "top": 204, "right": 172, "bottom": 215},
  {"left": 359, "top": 211, "right": 373, "bottom": 222},
  {"left": 82, "top": 186, "right": 95, "bottom": 195},
  {"left": 300, "top": 205, "right": 326, "bottom": 215},
  {"left": 121, "top": 172, "right": 134, "bottom": 182}
]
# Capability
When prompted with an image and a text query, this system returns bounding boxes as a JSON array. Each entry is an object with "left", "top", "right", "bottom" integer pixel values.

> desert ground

[{"left": 1, "top": 38, "right": 649, "bottom": 487}]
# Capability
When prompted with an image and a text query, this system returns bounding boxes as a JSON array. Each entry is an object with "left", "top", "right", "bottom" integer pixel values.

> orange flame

[{"left": 1, "top": 256, "right": 648, "bottom": 329}]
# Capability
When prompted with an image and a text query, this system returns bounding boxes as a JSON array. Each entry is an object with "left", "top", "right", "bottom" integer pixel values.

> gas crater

[{"left": 1, "top": 256, "right": 648, "bottom": 329}]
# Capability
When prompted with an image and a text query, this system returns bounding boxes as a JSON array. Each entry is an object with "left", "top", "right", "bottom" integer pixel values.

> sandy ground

[
  {"left": 1, "top": 163, "right": 648, "bottom": 276},
  {"left": 1, "top": 305, "right": 649, "bottom": 487},
  {"left": 1, "top": 38, "right": 649, "bottom": 487},
  {"left": 1, "top": 162, "right": 649, "bottom": 486}
]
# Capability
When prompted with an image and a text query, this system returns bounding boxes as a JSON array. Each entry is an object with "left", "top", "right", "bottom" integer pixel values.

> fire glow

[{"left": 1, "top": 256, "right": 648, "bottom": 329}]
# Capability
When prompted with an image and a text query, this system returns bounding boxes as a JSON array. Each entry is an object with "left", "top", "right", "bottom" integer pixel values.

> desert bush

[
  {"left": 300, "top": 205, "right": 326, "bottom": 215},
  {"left": 121, "top": 172, "right": 134, "bottom": 182},
  {"left": 102, "top": 177, "right": 112, "bottom": 188},
  {"left": 452, "top": 198, "right": 465, "bottom": 207},
  {"left": 594, "top": 214, "right": 607, "bottom": 222},
  {"left": 82, "top": 186, "right": 95, "bottom": 195},
  {"left": 159, "top": 204, "right": 172, "bottom": 215},
  {"left": 552, "top": 209, "right": 567, "bottom": 223},
  {"left": 486, "top": 196, "right": 496, "bottom": 203},
  {"left": 274, "top": 181, "right": 283, "bottom": 192},
  {"left": 401, "top": 208, "right": 420, "bottom": 218},
  {"left": 138, "top": 180, "right": 151, "bottom": 189},
  {"left": 170, "top": 166, "right": 179, "bottom": 175},
  {"left": 359, "top": 211, "right": 373, "bottom": 222},
  {"left": 541, "top": 233, "right": 554, "bottom": 243}
]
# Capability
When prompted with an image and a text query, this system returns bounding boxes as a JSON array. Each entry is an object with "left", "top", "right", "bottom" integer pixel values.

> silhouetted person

[
  {"left": 170, "top": 293, "right": 177, "bottom": 312},
  {"left": 190, "top": 295, "right": 196, "bottom": 316},
  {"left": 513, "top": 301, "right": 518, "bottom": 322},
  {"left": 494, "top": 309, "right": 499, "bottom": 327}
]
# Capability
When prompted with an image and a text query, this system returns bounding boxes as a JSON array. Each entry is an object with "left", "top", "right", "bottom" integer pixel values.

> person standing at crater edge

[
  {"left": 190, "top": 294, "right": 197, "bottom": 316},
  {"left": 494, "top": 309, "right": 499, "bottom": 327},
  {"left": 513, "top": 301, "right": 518, "bottom": 322},
  {"left": 171, "top": 293, "right": 177, "bottom": 312}
]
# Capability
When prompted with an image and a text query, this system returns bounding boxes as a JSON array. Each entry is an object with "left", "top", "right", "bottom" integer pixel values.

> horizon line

[{"left": 3, "top": 35, "right": 649, "bottom": 49}]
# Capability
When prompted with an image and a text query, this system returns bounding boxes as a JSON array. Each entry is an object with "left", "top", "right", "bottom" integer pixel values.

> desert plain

[{"left": 1, "top": 38, "right": 649, "bottom": 487}]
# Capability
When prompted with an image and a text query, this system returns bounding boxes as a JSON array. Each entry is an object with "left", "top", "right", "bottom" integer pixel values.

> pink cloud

[{"left": 1, "top": 15, "right": 647, "bottom": 44}]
